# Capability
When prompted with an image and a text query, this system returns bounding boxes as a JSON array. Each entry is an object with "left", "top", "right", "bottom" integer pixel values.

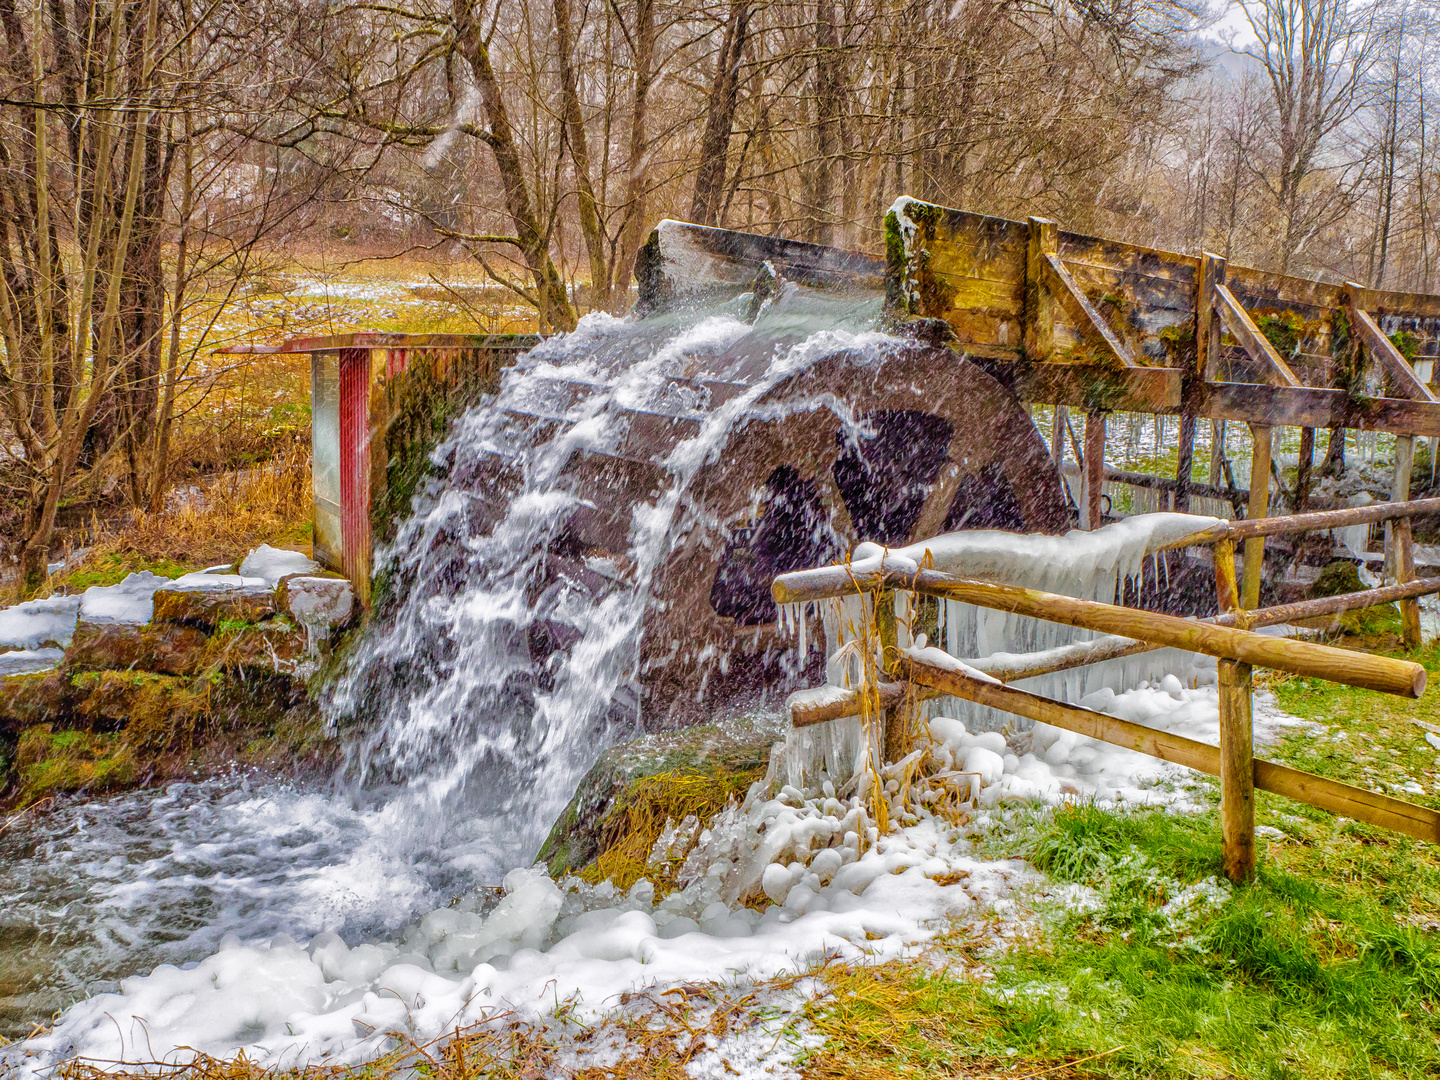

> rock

[
  {"left": 280, "top": 575, "right": 357, "bottom": 640},
  {"left": 0, "top": 671, "right": 79, "bottom": 736},
  {"left": 10, "top": 724, "right": 136, "bottom": 806},
  {"left": 70, "top": 672, "right": 211, "bottom": 743},
  {"left": 204, "top": 624, "right": 309, "bottom": 674},
  {"left": 537, "top": 713, "right": 782, "bottom": 880},
  {"left": 64, "top": 621, "right": 211, "bottom": 676},
  {"left": 151, "top": 584, "right": 278, "bottom": 628}
]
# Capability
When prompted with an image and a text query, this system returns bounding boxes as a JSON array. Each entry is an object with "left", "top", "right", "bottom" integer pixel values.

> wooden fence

[{"left": 773, "top": 500, "right": 1440, "bottom": 881}]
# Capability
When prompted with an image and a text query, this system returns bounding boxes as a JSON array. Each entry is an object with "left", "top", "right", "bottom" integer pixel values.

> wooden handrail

[
  {"left": 773, "top": 565, "right": 1424, "bottom": 696},
  {"left": 898, "top": 652, "right": 1440, "bottom": 844}
]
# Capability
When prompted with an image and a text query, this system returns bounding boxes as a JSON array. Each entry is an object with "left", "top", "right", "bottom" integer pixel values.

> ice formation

[
  {"left": 776, "top": 513, "right": 1225, "bottom": 789},
  {"left": 6, "top": 677, "right": 1301, "bottom": 1076}
]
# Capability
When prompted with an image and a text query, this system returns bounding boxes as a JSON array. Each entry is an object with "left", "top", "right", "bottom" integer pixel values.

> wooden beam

[
  {"left": 1084, "top": 410, "right": 1106, "bottom": 529},
  {"left": 1176, "top": 414, "right": 1196, "bottom": 512},
  {"left": 1006, "top": 363, "right": 1182, "bottom": 413},
  {"left": 1193, "top": 383, "right": 1440, "bottom": 438},
  {"left": 1025, "top": 218, "right": 1058, "bottom": 360},
  {"left": 788, "top": 575, "right": 1440, "bottom": 727},
  {"left": 1219, "top": 659, "right": 1257, "bottom": 881},
  {"left": 1197, "top": 254, "right": 1226, "bottom": 381},
  {"left": 1213, "top": 283, "right": 1302, "bottom": 386},
  {"left": 898, "top": 653, "right": 1440, "bottom": 844},
  {"left": 773, "top": 565, "right": 1428, "bottom": 697},
  {"left": 1345, "top": 283, "right": 1436, "bottom": 402},
  {"left": 1043, "top": 252, "right": 1137, "bottom": 367},
  {"left": 1242, "top": 424, "right": 1273, "bottom": 610},
  {"left": 1390, "top": 436, "right": 1422, "bottom": 648}
]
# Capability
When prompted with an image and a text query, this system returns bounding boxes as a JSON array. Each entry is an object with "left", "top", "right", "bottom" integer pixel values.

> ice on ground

[
  {"left": 238, "top": 545, "right": 317, "bottom": 584},
  {"left": 8, "top": 678, "right": 1299, "bottom": 1077},
  {"left": 0, "top": 595, "right": 81, "bottom": 649},
  {"left": 0, "top": 648, "right": 65, "bottom": 675},
  {"left": 10, "top": 828, "right": 1030, "bottom": 1075},
  {"left": 79, "top": 572, "right": 174, "bottom": 624}
]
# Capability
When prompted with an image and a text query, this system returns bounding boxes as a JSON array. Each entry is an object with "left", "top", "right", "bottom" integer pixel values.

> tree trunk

[
  {"left": 690, "top": 0, "right": 751, "bottom": 227},
  {"left": 553, "top": 0, "right": 608, "bottom": 310}
]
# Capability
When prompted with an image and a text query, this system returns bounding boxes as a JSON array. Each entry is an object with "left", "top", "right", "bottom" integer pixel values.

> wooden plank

[
  {"left": 773, "top": 565, "right": 1428, "bottom": 697},
  {"left": 1242, "top": 424, "right": 1272, "bottom": 610},
  {"left": 1219, "top": 659, "right": 1257, "bottom": 881},
  {"left": 1006, "top": 363, "right": 1181, "bottom": 413},
  {"left": 899, "top": 653, "right": 1440, "bottom": 843},
  {"left": 1193, "top": 383, "right": 1440, "bottom": 437},
  {"left": 1214, "top": 538, "right": 1241, "bottom": 616},
  {"left": 1215, "top": 283, "right": 1302, "bottom": 386},
  {"left": 1045, "top": 253, "right": 1137, "bottom": 366},
  {"left": 1176, "top": 414, "right": 1196, "bottom": 512},
  {"left": 1026, "top": 218, "right": 1059, "bottom": 361},
  {"left": 1221, "top": 495, "right": 1440, "bottom": 541}
]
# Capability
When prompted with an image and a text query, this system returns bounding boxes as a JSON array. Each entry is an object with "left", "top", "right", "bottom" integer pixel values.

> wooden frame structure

[
  {"left": 887, "top": 199, "right": 1440, "bottom": 589},
  {"left": 774, "top": 498, "right": 1440, "bottom": 881}
]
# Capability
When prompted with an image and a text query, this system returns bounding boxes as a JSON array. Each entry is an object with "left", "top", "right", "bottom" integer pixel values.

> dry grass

[
  {"left": 12, "top": 444, "right": 313, "bottom": 602},
  {"left": 44, "top": 973, "right": 821, "bottom": 1080},
  {"left": 580, "top": 769, "right": 763, "bottom": 893}
]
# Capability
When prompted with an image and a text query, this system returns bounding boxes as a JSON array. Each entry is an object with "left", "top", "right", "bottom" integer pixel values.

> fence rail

[{"left": 773, "top": 500, "right": 1440, "bottom": 881}]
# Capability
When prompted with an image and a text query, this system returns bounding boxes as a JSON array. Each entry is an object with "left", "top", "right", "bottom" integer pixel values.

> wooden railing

[{"left": 773, "top": 499, "right": 1440, "bottom": 881}]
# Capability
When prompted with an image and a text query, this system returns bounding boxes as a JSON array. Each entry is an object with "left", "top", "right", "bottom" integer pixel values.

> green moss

[
  {"left": 1257, "top": 309, "right": 1305, "bottom": 357},
  {"left": 12, "top": 724, "right": 136, "bottom": 807},
  {"left": 61, "top": 554, "right": 197, "bottom": 592},
  {"left": 1307, "top": 560, "right": 1364, "bottom": 598},
  {"left": 1391, "top": 329, "right": 1421, "bottom": 363}
]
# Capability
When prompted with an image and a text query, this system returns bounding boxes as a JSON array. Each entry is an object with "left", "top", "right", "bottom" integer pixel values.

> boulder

[
  {"left": 64, "top": 621, "right": 210, "bottom": 676},
  {"left": 537, "top": 713, "right": 781, "bottom": 880},
  {"left": 151, "top": 583, "right": 278, "bottom": 628},
  {"left": 280, "top": 575, "right": 357, "bottom": 640},
  {"left": 0, "top": 670, "right": 79, "bottom": 735}
]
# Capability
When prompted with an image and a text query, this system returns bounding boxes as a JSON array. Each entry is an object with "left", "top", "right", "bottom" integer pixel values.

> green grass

[
  {"left": 59, "top": 553, "right": 199, "bottom": 591},
  {"left": 806, "top": 803, "right": 1440, "bottom": 1078}
]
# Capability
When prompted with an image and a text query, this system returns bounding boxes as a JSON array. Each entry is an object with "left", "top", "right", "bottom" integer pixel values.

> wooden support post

[
  {"left": 1176, "top": 414, "right": 1196, "bottom": 513},
  {"left": 1242, "top": 424, "right": 1272, "bottom": 609},
  {"left": 1084, "top": 409, "right": 1106, "bottom": 530},
  {"left": 1025, "top": 218, "right": 1058, "bottom": 361},
  {"left": 1218, "top": 659, "right": 1256, "bottom": 882},
  {"left": 875, "top": 589, "right": 908, "bottom": 762},
  {"left": 1297, "top": 426, "right": 1315, "bottom": 513},
  {"left": 1197, "top": 253, "right": 1225, "bottom": 381},
  {"left": 1389, "top": 435, "right": 1422, "bottom": 647},
  {"left": 1210, "top": 419, "right": 1226, "bottom": 487},
  {"left": 1213, "top": 538, "right": 1241, "bottom": 619}
]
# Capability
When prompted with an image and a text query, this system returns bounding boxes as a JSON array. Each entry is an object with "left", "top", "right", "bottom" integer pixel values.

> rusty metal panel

[{"left": 339, "top": 347, "right": 371, "bottom": 599}]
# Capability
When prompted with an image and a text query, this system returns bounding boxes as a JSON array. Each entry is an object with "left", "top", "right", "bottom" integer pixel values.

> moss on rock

[
  {"left": 537, "top": 713, "right": 781, "bottom": 885},
  {"left": 13, "top": 724, "right": 137, "bottom": 806}
]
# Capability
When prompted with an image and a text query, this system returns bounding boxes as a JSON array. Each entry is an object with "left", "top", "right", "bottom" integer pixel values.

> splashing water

[{"left": 0, "top": 285, "right": 889, "bottom": 1039}]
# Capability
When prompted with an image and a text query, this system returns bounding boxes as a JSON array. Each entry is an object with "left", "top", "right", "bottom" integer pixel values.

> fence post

[
  {"left": 1213, "top": 538, "right": 1256, "bottom": 882},
  {"left": 1388, "top": 435, "right": 1422, "bottom": 648},
  {"left": 875, "top": 588, "right": 909, "bottom": 762},
  {"left": 1241, "top": 424, "right": 1272, "bottom": 609}
]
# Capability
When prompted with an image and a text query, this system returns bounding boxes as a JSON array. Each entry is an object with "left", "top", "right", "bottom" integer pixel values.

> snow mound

[
  {"left": 0, "top": 595, "right": 81, "bottom": 649},
  {"left": 238, "top": 545, "right": 317, "bottom": 585}
]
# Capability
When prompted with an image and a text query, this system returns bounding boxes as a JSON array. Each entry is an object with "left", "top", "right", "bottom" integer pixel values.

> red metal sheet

[{"left": 338, "top": 347, "right": 371, "bottom": 588}]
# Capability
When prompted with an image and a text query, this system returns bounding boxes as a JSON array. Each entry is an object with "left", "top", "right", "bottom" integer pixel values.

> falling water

[{"left": 0, "top": 280, "right": 888, "bottom": 1039}]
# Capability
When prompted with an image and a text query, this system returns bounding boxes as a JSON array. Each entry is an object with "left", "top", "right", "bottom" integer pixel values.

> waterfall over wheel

[{"left": 344, "top": 221, "right": 1069, "bottom": 761}]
